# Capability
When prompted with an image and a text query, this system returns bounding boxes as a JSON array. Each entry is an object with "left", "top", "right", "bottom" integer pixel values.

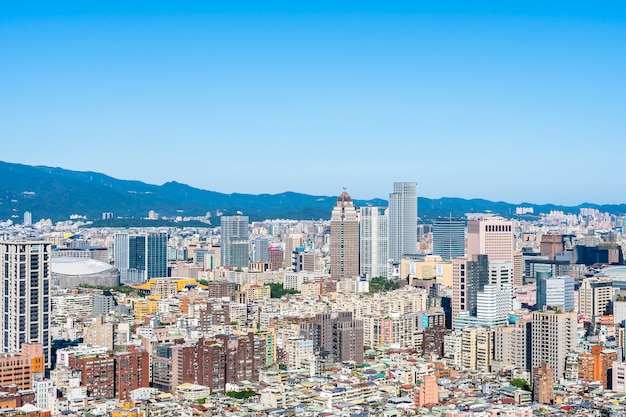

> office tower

[
  {"left": 579, "top": 277, "right": 613, "bottom": 319},
  {"left": 302, "top": 311, "right": 363, "bottom": 363},
  {"left": 466, "top": 217, "right": 514, "bottom": 263},
  {"left": 220, "top": 215, "right": 250, "bottom": 268},
  {"left": 536, "top": 275, "right": 575, "bottom": 311},
  {"left": 268, "top": 246, "right": 284, "bottom": 271},
  {"left": 23, "top": 211, "right": 32, "bottom": 226},
  {"left": 0, "top": 242, "right": 51, "bottom": 368},
  {"left": 330, "top": 189, "right": 359, "bottom": 280},
  {"left": 253, "top": 236, "right": 270, "bottom": 263},
  {"left": 532, "top": 306, "right": 577, "bottom": 380},
  {"left": 388, "top": 182, "right": 418, "bottom": 264},
  {"left": 533, "top": 363, "right": 555, "bottom": 404},
  {"left": 432, "top": 217, "right": 466, "bottom": 260},
  {"left": 359, "top": 206, "right": 389, "bottom": 278},
  {"left": 540, "top": 233, "right": 564, "bottom": 260},
  {"left": 114, "top": 232, "right": 167, "bottom": 283},
  {"left": 284, "top": 233, "right": 303, "bottom": 266},
  {"left": 451, "top": 255, "right": 489, "bottom": 327},
  {"left": 494, "top": 317, "right": 532, "bottom": 371}
]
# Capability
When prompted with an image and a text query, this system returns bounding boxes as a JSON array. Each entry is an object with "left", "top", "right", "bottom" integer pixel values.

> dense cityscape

[{"left": 1, "top": 181, "right": 626, "bottom": 416}]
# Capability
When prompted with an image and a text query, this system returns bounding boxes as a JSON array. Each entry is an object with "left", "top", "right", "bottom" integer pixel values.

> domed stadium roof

[{"left": 51, "top": 257, "right": 116, "bottom": 276}]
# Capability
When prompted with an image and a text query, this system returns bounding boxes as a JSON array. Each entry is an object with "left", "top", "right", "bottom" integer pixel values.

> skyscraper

[
  {"left": 532, "top": 306, "right": 577, "bottom": 380},
  {"left": 466, "top": 217, "right": 515, "bottom": 263},
  {"left": 387, "top": 182, "right": 418, "bottom": 265},
  {"left": 432, "top": 217, "right": 465, "bottom": 260},
  {"left": 579, "top": 276, "right": 613, "bottom": 319},
  {"left": 252, "top": 236, "right": 270, "bottom": 263},
  {"left": 114, "top": 232, "right": 168, "bottom": 283},
  {"left": 359, "top": 206, "right": 388, "bottom": 278},
  {"left": 220, "top": 215, "right": 250, "bottom": 269},
  {"left": 330, "top": 189, "right": 359, "bottom": 280},
  {"left": 451, "top": 255, "right": 489, "bottom": 327},
  {"left": 0, "top": 242, "right": 52, "bottom": 368},
  {"left": 536, "top": 275, "right": 575, "bottom": 312}
]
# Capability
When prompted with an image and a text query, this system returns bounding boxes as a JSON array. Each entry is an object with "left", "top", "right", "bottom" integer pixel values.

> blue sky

[{"left": 1, "top": 2, "right": 625, "bottom": 205}]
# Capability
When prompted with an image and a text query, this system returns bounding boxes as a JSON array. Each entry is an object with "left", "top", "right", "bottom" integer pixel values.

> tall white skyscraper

[
  {"left": 387, "top": 182, "right": 418, "bottom": 265},
  {"left": 220, "top": 215, "right": 250, "bottom": 268},
  {"left": 0, "top": 241, "right": 52, "bottom": 367},
  {"left": 359, "top": 206, "right": 388, "bottom": 278}
]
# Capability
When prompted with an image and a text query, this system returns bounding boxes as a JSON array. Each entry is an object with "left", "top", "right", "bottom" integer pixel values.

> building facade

[
  {"left": 330, "top": 189, "right": 359, "bottom": 280},
  {"left": 387, "top": 182, "right": 418, "bottom": 265},
  {"left": 0, "top": 242, "right": 52, "bottom": 368}
]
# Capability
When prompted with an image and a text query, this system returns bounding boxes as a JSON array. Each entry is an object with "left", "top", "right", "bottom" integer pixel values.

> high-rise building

[
  {"left": 579, "top": 276, "right": 613, "bottom": 320},
  {"left": 23, "top": 211, "right": 32, "bottom": 226},
  {"left": 532, "top": 306, "right": 577, "bottom": 380},
  {"left": 330, "top": 189, "right": 359, "bottom": 280},
  {"left": 284, "top": 234, "right": 303, "bottom": 266},
  {"left": 432, "top": 217, "right": 466, "bottom": 260},
  {"left": 359, "top": 206, "right": 388, "bottom": 278},
  {"left": 302, "top": 311, "right": 363, "bottom": 364},
  {"left": 536, "top": 275, "right": 575, "bottom": 312},
  {"left": 494, "top": 317, "right": 532, "bottom": 371},
  {"left": 252, "top": 236, "right": 270, "bottom": 263},
  {"left": 220, "top": 215, "right": 250, "bottom": 269},
  {"left": 388, "top": 182, "right": 418, "bottom": 265},
  {"left": 540, "top": 233, "right": 564, "bottom": 261},
  {"left": 114, "top": 232, "right": 167, "bottom": 283},
  {"left": 577, "top": 345, "right": 617, "bottom": 388},
  {"left": 451, "top": 255, "right": 489, "bottom": 327},
  {"left": 466, "top": 217, "right": 514, "bottom": 263},
  {"left": 0, "top": 242, "right": 52, "bottom": 368}
]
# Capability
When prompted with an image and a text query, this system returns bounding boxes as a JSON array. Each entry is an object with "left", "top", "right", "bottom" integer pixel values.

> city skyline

[{"left": 1, "top": 2, "right": 625, "bottom": 205}]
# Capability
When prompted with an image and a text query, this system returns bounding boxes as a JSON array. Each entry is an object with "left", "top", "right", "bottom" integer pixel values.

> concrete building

[
  {"left": 432, "top": 217, "right": 465, "bottom": 260},
  {"left": 533, "top": 362, "right": 555, "bottom": 404},
  {"left": 388, "top": 182, "right": 418, "bottom": 265},
  {"left": 531, "top": 306, "right": 577, "bottom": 380},
  {"left": 220, "top": 215, "right": 250, "bottom": 269},
  {"left": 451, "top": 255, "right": 489, "bottom": 327},
  {"left": 0, "top": 242, "right": 52, "bottom": 368},
  {"left": 466, "top": 216, "right": 515, "bottom": 263},
  {"left": 330, "top": 189, "right": 359, "bottom": 280},
  {"left": 579, "top": 276, "right": 613, "bottom": 320},
  {"left": 359, "top": 206, "right": 389, "bottom": 278},
  {"left": 114, "top": 232, "right": 167, "bottom": 283},
  {"left": 536, "top": 275, "right": 575, "bottom": 312},
  {"left": 0, "top": 343, "right": 44, "bottom": 390}
]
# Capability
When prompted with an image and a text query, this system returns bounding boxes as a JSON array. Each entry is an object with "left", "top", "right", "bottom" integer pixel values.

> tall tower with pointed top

[{"left": 330, "top": 188, "right": 359, "bottom": 280}]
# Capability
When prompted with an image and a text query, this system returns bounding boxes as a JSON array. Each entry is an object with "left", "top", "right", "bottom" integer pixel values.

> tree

[{"left": 511, "top": 378, "right": 531, "bottom": 391}]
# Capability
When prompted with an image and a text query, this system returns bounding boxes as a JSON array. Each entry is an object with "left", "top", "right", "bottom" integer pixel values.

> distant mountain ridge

[{"left": 1, "top": 161, "right": 625, "bottom": 223}]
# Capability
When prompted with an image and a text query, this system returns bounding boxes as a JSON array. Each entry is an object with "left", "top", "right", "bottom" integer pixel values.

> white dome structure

[{"left": 51, "top": 257, "right": 120, "bottom": 289}]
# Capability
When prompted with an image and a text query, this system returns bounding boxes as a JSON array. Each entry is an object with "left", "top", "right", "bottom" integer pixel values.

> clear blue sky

[{"left": 1, "top": 1, "right": 625, "bottom": 205}]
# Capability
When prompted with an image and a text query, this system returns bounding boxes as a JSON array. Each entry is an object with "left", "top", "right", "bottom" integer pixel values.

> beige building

[
  {"left": 330, "top": 189, "right": 359, "bottom": 280},
  {"left": 578, "top": 276, "right": 613, "bottom": 319},
  {"left": 467, "top": 217, "right": 515, "bottom": 263},
  {"left": 84, "top": 316, "right": 116, "bottom": 350},
  {"left": 532, "top": 306, "right": 577, "bottom": 379},
  {"left": 401, "top": 255, "right": 453, "bottom": 287}
]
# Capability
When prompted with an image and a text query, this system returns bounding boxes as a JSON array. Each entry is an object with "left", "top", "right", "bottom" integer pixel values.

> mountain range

[{"left": 1, "top": 161, "right": 625, "bottom": 224}]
